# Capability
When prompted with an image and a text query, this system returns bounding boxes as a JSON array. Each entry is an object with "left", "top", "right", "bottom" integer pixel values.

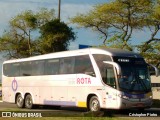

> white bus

[{"left": 2, "top": 48, "right": 159, "bottom": 111}]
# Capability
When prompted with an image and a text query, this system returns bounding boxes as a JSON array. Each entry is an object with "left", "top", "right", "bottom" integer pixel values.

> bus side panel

[
  {"left": 2, "top": 76, "right": 16, "bottom": 103},
  {"left": 2, "top": 87, "right": 15, "bottom": 103},
  {"left": 39, "top": 87, "right": 52, "bottom": 105},
  {"left": 67, "top": 74, "right": 104, "bottom": 108},
  {"left": 50, "top": 75, "right": 75, "bottom": 106}
]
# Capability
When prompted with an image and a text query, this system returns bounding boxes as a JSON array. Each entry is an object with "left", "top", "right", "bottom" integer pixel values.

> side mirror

[
  {"left": 103, "top": 61, "right": 121, "bottom": 75},
  {"left": 148, "top": 64, "right": 159, "bottom": 77}
]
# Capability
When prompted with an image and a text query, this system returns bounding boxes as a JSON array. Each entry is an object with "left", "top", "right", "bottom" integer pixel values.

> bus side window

[
  {"left": 32, "top": 60, "right": 45, "bottom": 75},
  {"left": 45, "top": 59, "right": 60, "bottom": 75},
  {"left": 3, "top": 63, "right": 20, "bottom": 77},
  {"left": 20, "top": 62, "right": 32, "bottom": 76},
  {"left": 75, "top": 55, "right": 95, "bottom": 76},
  {"left": 11, "top": 63, "right": 20, "bottom": 77},
  {"left": 59, "top": 57, "right": 75, "bottom": 74},
  {"left": 3, "top": 64, "right": 10, "bottom": 77}
]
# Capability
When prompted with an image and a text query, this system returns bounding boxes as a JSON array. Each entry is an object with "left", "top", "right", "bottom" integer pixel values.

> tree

[
  {"left": 37, "top": 19, "right": 76, "bottom": 54},
  {"left": 0, "top": 8, "right": 76, "bottom": 59},
  {"left": 0, "top": 8, "right": 55, "bottom": 58},
  {"left": 71, "top": 0, "right": 153, "bottom": 51},
  {"left": 71, "top": 0, "right": 160, "bottom": 67},
  {"left": 137, "top": 0, "right": 160, "bottom": 68}
]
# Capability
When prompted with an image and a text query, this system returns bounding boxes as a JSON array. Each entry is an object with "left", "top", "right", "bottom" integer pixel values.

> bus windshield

[
  {"left": 119, "top": 65, "right": 151, "bottom": 92},
  {"left": 113, "top": 57, "right": 151, "bottom": 92}
]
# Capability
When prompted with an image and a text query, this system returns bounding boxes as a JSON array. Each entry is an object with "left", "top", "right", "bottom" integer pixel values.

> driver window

[
  {"left": 99, "top": 64, "right": 116, "bottom": 88},
  {"left": 93, "top": 54, "right": 116, "bottom": 88},
  {"left": 104, "top": 64, "right": 116, "bottom": 88}
]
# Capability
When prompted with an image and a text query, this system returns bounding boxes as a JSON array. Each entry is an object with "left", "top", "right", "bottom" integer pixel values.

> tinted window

[
  {"left": 3, "top": 64, "right": 10, "bottom": 76},
  {"left": 3, "top": 63, "right": 20, "bottom": 77},
  {"left": 3, "top": 55, "right": 96, "bottom": 77},
  {"left": 93, "top": 54, "right": 116, "bottom": 87},
  {"left": 20, "top": 62, "right": 32, "bottom": 76},
  {"left": 45, "top": 59, "right": 60, "bottom": 75},
  {"left": 74, "top": 55, "right": 95, "bottom": 76},
  {"left": 93, "top": 54, "right": 112, "bottom": 62},
  {"left": 59, "top": 57, "right": 75, "bottom": 74},
  {"left": 105, "top": 64, "right": 116, "bottom": 88},
  {"left": 32, "top": 60, "right": 45, "bottom": 75}
]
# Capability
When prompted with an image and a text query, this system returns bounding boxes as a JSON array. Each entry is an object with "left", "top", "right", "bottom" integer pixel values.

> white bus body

[{"left": 2, "top": 48, "right": 156, "bottom": 111}]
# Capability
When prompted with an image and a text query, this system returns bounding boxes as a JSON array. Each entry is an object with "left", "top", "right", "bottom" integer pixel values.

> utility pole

[{"left": 58, "top": 0, "right": 61, "bottom": 21}]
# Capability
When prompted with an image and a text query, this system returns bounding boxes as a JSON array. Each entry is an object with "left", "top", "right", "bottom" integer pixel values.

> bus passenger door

[{"left": 101, "top": 63, "right": 118, "bottom": 108}]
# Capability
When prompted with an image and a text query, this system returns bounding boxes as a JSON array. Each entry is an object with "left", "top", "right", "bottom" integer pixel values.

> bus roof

[
  {"left": 3, "top": 47, "right": 142, "bottom": 64},
  {"left": 99, "top": 48, "right": 142, "bottom": 57}
]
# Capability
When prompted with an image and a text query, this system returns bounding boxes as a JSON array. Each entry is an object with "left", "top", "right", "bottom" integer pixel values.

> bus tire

[
  {"left": 89, "top": 96, "right": 100, "bottom": 112},
  {"left": 25, "top": 94, "right": 33, "bottom": 109},
  {"left": 16, "top": 94, "right": 24, "bottom": 108}
]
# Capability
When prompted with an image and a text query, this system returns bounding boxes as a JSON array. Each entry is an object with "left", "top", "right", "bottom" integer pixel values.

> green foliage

[
  {"left": 71, "top": 0, "right": 160, "bottom": 66},
  {"left": 138, "top": 41, "right": 160, "bottom": 68},
  {"left": 37, "top": 19, "right": 76, "bottom": 54},
  {"left": 0, "top": 8, "right": 76, "bottom": 59}
]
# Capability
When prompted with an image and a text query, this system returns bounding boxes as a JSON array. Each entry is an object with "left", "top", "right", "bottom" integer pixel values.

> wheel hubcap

[
  {"left": 26, "top": 98, "right": 32, "bottom": 107},
  {"left": 91, "top": 99, "right": 99, "bottom": 111},
  {"left": 17, "top": 97, "right": 23, "bottom": 106}
]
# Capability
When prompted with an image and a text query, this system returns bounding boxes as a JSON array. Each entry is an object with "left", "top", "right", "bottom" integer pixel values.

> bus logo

[
  {"left": 12, "top": 78, "right": 18, "bottom": 92},
  {"left": 77, "top": 78, "right": 91, "bottom": 84}
]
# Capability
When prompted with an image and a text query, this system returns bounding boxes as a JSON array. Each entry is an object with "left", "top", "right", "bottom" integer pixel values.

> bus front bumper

[{"left": 118, "top": 98, "right": 152, "bottom": 109}]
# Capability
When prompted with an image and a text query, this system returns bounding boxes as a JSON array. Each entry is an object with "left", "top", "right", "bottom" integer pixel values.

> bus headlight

[{"left": 118, "top": 94, "right": 129, "bottom": 100}]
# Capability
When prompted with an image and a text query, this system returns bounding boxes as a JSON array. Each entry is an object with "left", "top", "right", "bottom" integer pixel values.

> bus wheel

[
  {"left": 89, "top": 96, "right": 100, "bottom": 112},
  {"left": 25, "top": 94, "right": 33, "bottom": 109},
  {"left": 16, "top": 94, "right": 24, "bottom": 108}
]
